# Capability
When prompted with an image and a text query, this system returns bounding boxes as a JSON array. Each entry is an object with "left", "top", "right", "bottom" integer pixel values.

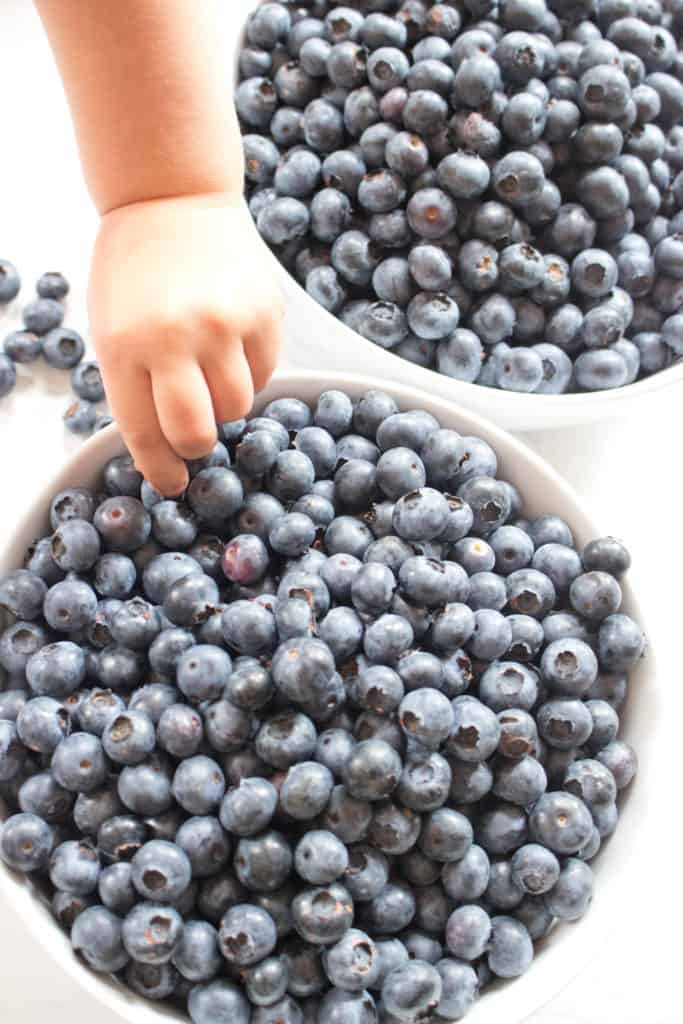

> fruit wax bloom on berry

[
  {"left": 0, "top": 384, "right": 643, "bottom": 1023},
  {"left": 240, "top": 2, "right": 683, "bottom": 394}
]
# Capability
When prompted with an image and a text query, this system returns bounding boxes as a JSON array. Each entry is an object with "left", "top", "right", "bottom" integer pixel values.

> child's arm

[{"left": 36, "top": 0, "right": 283, "bottom": 495}]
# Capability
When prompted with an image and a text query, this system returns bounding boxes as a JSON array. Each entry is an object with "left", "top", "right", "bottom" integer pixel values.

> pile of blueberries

[
  {"left": 0, "top": 388, "right": 642, "bottom": 1024},
  {"left": 239, "top": 0, "right": 683, "bottom": 393},
  {"left": 0, "top": 260, "right": 110, "bottom": 434}
]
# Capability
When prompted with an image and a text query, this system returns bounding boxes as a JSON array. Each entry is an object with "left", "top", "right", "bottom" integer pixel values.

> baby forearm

[{"left": 36, "top": 0, "right": 243, "bottom": 214}]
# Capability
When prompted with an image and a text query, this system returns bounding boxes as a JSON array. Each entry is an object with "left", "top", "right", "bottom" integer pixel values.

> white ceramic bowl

[
  {"left": 0, "top": 371, "right": 656, "bottom": 1024},
  {"left": 229, "top": 0, "right": 683, "bottom": 432}
]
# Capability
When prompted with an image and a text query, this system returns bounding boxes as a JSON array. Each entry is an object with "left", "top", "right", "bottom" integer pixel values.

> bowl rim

[
  {"left": 0, "top": 370, "right": 655, "bottom": 1024},
  {"left": 231, "top": 0, "right": 683, "bottom": 414}
]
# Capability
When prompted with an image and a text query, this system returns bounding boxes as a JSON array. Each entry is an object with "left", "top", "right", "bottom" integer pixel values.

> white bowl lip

[
  {"left": 0, "top": 369, "right": 655, "bottom": 1024},
  {"left": 231, "top": 0, "right": 683, "bottom": 415}
]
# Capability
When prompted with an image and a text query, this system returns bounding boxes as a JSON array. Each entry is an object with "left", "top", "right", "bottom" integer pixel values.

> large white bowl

[
  {"left": 0, "top": 371, "right": 656, "bottom": 1024},
  {"left": 229, "top": 0, "right": 683, "bottom": 432}
]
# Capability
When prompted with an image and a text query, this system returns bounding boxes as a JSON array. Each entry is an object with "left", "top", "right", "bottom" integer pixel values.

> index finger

[{"left": 102, "top": 362, "right": 189, "bottom": 496}]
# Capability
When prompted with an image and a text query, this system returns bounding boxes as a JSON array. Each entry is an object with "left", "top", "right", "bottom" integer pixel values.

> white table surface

[{"left": 1, "top": 2, "right": 681, "bottom": 1021}]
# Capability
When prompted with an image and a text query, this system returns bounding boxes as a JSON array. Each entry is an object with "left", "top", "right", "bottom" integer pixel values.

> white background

[{"left": 0, "top": 1, "right": 681, "bottom": 1021}]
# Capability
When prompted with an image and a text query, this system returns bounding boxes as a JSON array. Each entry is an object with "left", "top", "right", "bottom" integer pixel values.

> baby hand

[{"left": 89, "top": 194, "right": 284, "bottom": 495}]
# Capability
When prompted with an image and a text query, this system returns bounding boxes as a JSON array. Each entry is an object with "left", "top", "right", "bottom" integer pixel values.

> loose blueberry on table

[
  {"left": 1, "top": 264, "right": 109, "bottom": 428},
  {"left": 0, "top": 386, "right": 643, "bottom": 1024},
  {"left": 238, "top": 1, "right": 683, "bottom": 394}
]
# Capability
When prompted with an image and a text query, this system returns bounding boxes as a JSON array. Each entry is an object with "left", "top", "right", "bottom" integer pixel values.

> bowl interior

[
  {"left": 0, "top": 371, "right": 657, "bottom": 1024},
  {"left": 231, "top": 0, "right": 683, "bottom": 432}
]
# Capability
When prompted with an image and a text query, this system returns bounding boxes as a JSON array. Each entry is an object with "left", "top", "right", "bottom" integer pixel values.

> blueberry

[
  {"left": 445, "top": 905, "right": 492, "bottom": 961},
  {"left": 255, "top": 995, "right": 308, "bottom": 1024},
  {"left": 319, "top": 927, "right": 379, "bottom": 992},
  {"left": 51, "top": 732, "right": 108, "bottom": 793},
  {"left": 17, "top": 697, "right": 71, "bottom": 754},
  {"left": 18, "top": 771, "right": 74, "bottom": 823},
  {"left": 92, "top": 553, "right": 136, "bottom": 599},
  {"left": 0, "top": 351, "right": 16, "bottom": 399},
  {"left": 432, "top": 957, "right": 479, "bottom": 1019},
  {"left": 529, "top": 791, "right": 594, "bottom": 854},
  {"left": 0, "top": 259, "right": 21, "bottom": 302},
  {"left": 175, "top": 644, "right": 232, "bottom": 705},
  {"left": 570, "top": 571, "right": 622, "bottom": 621},
  {"left": 153, "top": 703, "right": 202, "bottom": 759},
  {"left": 365, "top": 795, "right": 420, "bottom": 854},
  {"left": 292, "top": 881, "right": 354, "bottom": 946},
  {"left": 563, "top": 756, "right": 618, "bottom": 810},
  {"left": 342, "top": 738, "right": 402, "bottom": 802},
  {"left": 63, "top": 398, "right": 97, "bottom": 434},
  {"left": 476, "top": 802, "right": 529, "bottom": 856},
  {"left": 71, "top": 905, "right": 129, "bottom": 973},
  {"left": 70, "top": 360, "right": 105, "bottom": 402},
  {"left": 545, "top": 857, "right": 593, "bottom": 921},
  {"left": 240, "top": 955, "right": 290, "bottom": 1011},
  {"left": 52, "top": 891, "right": 94, "bottom": 931},
  {"left": 441, "top": 843, "right": 490, "bottom": 902},
  {"left": 259, "top": 195, "right": 312, "bottom": 244},
  {"left": 4, "top": 329, "right": 42, "bottom": 363},
  {"left": 597, "top": 613, "right": 645, "bottom": 671},
  {"left": 0, "top": 812, "right": 54, "bottom": 872},
  {"left": 188, "top": 980, "right": 251, "bottom": 1024},
  {"left": 541, "top": 638, "right": 599, "bottom": 696},
  {"left": 493, "top": 750, "right": 547, "bottom": 804},
  {"left": 661, "top": 312, "right": 683, "bottom": 355},
  {"left": 595, "top": 740, "right": 638, "bottom": 789},
  {"left": 22, "top": 297, "right": 64, "bottom": 337},
  {"left": 200, "top": 693, "right": 251, "bottom": 753},
  {"left": 223, "top": 658, "right": 274, "bottom": 713},
  {"left": 126, "top": 961, "right": 179, "bottom": 1001},
  {"left": 217, "top": 902, "right": 278, "bottom": 967},
  {"left": 149, "top": 498, "right": 197, "bottom": 548},
  {"left": 93, "top": 413, "right": 114, "bottom": 432},
  {"left": 93, "top": 495, "right": 151, "bottom": 553},
  {"left": 100, "top": 710, "right": 155, "bottom": 766},
  {"left": 418, "top": 804, "right": 473, "bottom": 862},
  {"left": 487, "top": 916, "right": 533, "bottom": 978},
  {"left": 397, "top": 688, "right": 453, "bottom": 750},
  {"left": 278, "top": 760, "right": 332, "bottom": 820},
  {"left": 163, "top": 815, "right": 226, "bottom": 880},
  {"left": 237, "top": 75, "right": 279, "bottom": 127},
  {"left": 381, "top": 959, "right": 442, "bottom": 1022},
  {"left": 294, "top": 830, "right": 349, "bottom": 886},
  {"left": 116, "top": 751, "right": 173, "bottom": 817},
  {"left": 50, "top": 839, "right": 101, "bottom": 896},
  {"left": 247, "top": 3, "right": 291, "bottom": 50},
  {"left": 0, "top": 688, "right": 28, "bottom": 724},
  {"left": 462, "top": 608, "right": 508, "bottom": 661},
  {"left": 396, "top": 649, "right": 444, "bottom": 693},
  {"left": 352, "top": 665, "right": 401, "bottom": 717},
  {"left": 309, "top": 191, "right": 350, "bottom": 248},
  {"left": 0, "top": 568, "right": 48, "bottom": 620},
  {"left": 231, "top": 826, "right": 293, "bottom": 893},
  {"left": 168, "top": 755, "right": 225, "bottom": 816},
  {"left": 537, "top": 697, "right": 593, "bottom": 750},
  {"left": 583, "top": 698, "right": 619, "bottom": 755}
]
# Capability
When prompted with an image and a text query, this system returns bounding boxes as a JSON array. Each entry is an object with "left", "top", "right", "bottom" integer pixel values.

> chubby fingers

[
  {"left": 152, "top": 361, "right": 218, "bottom": 462},
  {"left": 202, "top": 341, "right": 254, "bottom": 425},
  {"left": 242, "top": 303, "right": 284, "bottom": 393},
  {"left": 102, "top": 363, "right": 189, "bottom": 496}
]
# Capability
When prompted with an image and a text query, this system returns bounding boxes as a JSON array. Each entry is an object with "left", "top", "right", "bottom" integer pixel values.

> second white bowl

[{"left": 229, "top": 0, "right": 683, "bottom": 432}]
